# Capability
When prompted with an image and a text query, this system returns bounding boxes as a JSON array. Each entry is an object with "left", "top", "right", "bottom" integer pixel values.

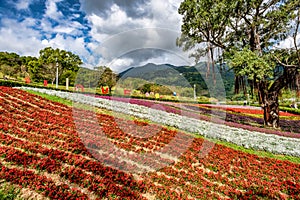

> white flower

[{"left": 17, "top": 87, "right": 300, "bottom": 157}]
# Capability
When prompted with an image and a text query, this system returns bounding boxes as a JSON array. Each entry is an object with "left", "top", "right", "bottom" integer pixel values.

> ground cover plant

[
  {"left": 183, "top": 104, "right": 300, "bottom": 134},
  {"left": 1, "top": 86, "right": 300, "bottom": 199},
  {"left": 82, "top": 94, "right": 300, "bottom": 137},
  {"left": 19, "top": 87, "right": 300, "bottom": 156}
]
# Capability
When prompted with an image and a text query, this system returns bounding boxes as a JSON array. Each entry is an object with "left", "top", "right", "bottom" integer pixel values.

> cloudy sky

[{"left": 0, "top": 0, "right": 195, "bottom": 72}]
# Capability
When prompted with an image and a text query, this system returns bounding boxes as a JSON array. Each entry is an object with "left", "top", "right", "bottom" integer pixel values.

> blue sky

[
  {"left": 0, "top": 0, "right": 297, "bottom": 72},
  {"left": 0, "top": 0, "right": 193, "bottom": 72}
]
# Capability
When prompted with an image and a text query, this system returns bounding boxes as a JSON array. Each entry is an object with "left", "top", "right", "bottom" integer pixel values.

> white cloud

[
  {"left": 107, "top": 57, "right": 134, "bottom": 72},
  {"left": 86, "top": 26, "right": 192, "bottom": 71},
  {"left": 109, "top": 4, "right": 128, "bottom": 26},
  {"left": 79, "top": 0, "right": 191, "bottom": 71},
  {"left": 86, "top": 5, "right": 155, "bottom": 42},
  {"left": 276, "top": 34, "right": 300, "bottom": 49},
  {"left": 0, "top": 0, "right": 191, "bottom": 71},
  {"left": 84, "top": 0, "right": 181, "bottom": 42},
  {"left": 52, "top": 26, "right": 75, "bottom": 34},
  {"left": 39, "top": 18, "right": 53, "bottom": 33},
  {"left": 44, "top": 0, "right": 64, "bottom": 20},
  {"left": 14, "top": 0, "right": 33, "bottom": 10},
  {"left": 39, "top": 13, "right": 86, "bottom": 38},
  {"left": 44, "top": 34, "right": 90, "bottom": 60},
  {"left": 41, "top": 39, "right": 49, "bottom": 45},
  {"left": 0, "top": 18, "right": 44, "bottom": 56},
  {"left": 0, "top": 15, "right": 90, "bottom": 63},
  {"left": 140, "top": 52, "right": 191, "bottom": 67}
]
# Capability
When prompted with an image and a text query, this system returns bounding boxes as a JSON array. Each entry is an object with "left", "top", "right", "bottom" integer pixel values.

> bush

[
  {"left": 231, "top": 93, "right": 247, "bottom": 101},
  {"left": 0, "top": 80, "right": 25, "bottom": 87},
  {"left": 280, "top": 106, "right": 300, "bottom": 115},
  {"left": 0, "top": 79, "right": 71, "bottom": 93}
]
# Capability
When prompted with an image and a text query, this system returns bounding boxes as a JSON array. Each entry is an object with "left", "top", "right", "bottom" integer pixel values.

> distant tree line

[
  {"left": 0, "top": 47, "right": 118, "bottom": 94},
  {"left": 0, "top": 47, "right": 82, "bottom": 85},
  {"left": 0, "top": 51, "right": 35, "bottom": 80},
  {"left": 76, "top": 66, "right": 117, "bottom": 94}
]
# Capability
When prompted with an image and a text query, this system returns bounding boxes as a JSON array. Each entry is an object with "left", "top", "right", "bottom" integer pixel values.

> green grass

[
  {"left": 219, "top": 140, "right": 300, "bottom": 164},
  {"left": 191, "top": 133, "right": 300, "bottom": 164},
  {"left": 25, "top": 89, "right": 104, "bottom": 112},
  {"left": 25, "top": 89, "right": 73, "bottom": 106},
  {"left": 33, "top": 82, "right": 74, "bottom": 91},
  {"left": 27, "top": 89, "right": 300, "bottom": 164},
  {"left": 0, "top": 182, "right": 22, "bottom": 200}
]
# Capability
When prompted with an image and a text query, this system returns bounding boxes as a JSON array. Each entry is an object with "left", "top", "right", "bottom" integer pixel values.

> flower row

[
  {"left": 1, "top": 86, "right": 300, "bottom": 199},
  {"left": 20, "top": 87, "right": 300, "bottom": 157}
]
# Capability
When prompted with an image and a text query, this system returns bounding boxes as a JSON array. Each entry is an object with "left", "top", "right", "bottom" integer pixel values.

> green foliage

[
  {"left": 118, "top": 63, "right": 235, "bottom": 98},
  {"left": 76, "top": 66, "right": 118, "bottom": 94},
  {"left": 0, "top": 52, "right": 35, "bottom": 79},
  {"left": 228, "top": 48, "right": 274, "bottom": 80},
  {"left": 98, "top": 67, "right": 117, "bottom": 94},
  {"left": 0, "top": 47, "right": 82, "bottom": 87},
  {"left": 0, "top": 80, "right": 25, "bottom": 87},
  {"left": 116, "top": 77, "right": 148, "bottom": 90},
  {"left": 178, "top": 0, "right": 298, "bottom": 70},
  {"left": 279, "top": 106, "right": 300, "bottom": 114},
  {"left": 178, "top": 0, "right": 231, "bottom": 50},
  {"left": 178, "top": 0, "right": 300, "bottom": 128},
  {"left": 138, "top": 83, "right": 152, "bottom": 93},
  {"left": 0, "top": 183, "right": 22, "bottom": 200},
  {"left": 75, "top": 67, "right": 103, "bottom": 88},
  {"left": 137, "top": 83, "right": 173, "bottom": 95},
  {"left": 28, "top": 47, "right": 82, "bottom": 84}
]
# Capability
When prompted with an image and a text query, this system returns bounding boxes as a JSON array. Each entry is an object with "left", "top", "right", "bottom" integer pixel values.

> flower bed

[
  {"left": 184, "top": 104, "right": 300, "bottom": 134},
  {"left": 19, "top": 87, "right": 300, "bottom": 157},
  {"left": 88, "top": 94, "right": 300, "bottom": 134},
  {"left": 200, "top": 104, "right": 299, "bottom": 117},
  {"left": 1, "top": 86, "right": 300, "bottom": 199}
]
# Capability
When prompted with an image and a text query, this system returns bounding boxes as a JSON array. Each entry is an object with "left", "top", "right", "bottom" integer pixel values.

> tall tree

[
  {"left": 97, "top": 66, "right": 117, "bottom": 95},
  {"left": 178, "top": 0, "right": 300, "bottom": 128},
  {"left": 28, "top": 47, "right": 82, "bottom": 84},
  {"left": 177, "top": 0, "right": 231, "bottom": 84}
]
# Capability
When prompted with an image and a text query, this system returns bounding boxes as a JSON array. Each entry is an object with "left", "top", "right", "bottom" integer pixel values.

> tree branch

[
  {"left": 259, "top": 0, "right": 278, "bottom": 15},
  {"left": 270, "top": 67, "right": 298, "bottom": 92},
  {"left": 293, "top": 9, "right": 300, "bottom": 66},
  {"left": 273, "top": 54, "right": 298, "bottom": 68}
]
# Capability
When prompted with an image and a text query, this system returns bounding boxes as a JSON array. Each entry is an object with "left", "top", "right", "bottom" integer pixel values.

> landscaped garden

[
  {"left": 1, "top": 86, "right": 300, "bottom": 199},
  {"left": 1, "top": 0, "right": 300, "bottom": 198}
]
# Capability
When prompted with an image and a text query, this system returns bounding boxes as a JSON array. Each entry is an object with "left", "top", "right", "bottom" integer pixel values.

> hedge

[{"left": 0, "top": 79, "right": 213, "bottom": 104}]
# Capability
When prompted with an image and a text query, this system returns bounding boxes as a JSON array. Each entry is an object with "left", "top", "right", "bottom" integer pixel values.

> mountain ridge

[{"left": 117, "top": 62, "right": 235, "bottom": 95}]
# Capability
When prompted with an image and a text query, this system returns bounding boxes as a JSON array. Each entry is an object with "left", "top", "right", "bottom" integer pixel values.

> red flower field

[
  {"left": 0, "top": 86, "right": 300, "bottom": 199},
  {"left": 199, "top": 104, "right": 300, "bottom": 117}
]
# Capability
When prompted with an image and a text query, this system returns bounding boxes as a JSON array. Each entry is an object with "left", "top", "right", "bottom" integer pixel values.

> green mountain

[{"left": 118, "top": 62, "right": 235, "bottom": 96}]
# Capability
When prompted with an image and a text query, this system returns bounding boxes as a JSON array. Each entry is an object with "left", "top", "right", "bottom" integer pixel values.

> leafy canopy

[{"left": 228, "top": 48, "right": 274, "bottom": 80}]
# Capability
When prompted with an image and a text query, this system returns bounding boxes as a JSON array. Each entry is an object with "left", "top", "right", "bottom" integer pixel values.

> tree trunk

[
  {"left": 234, "top": 76, "right": 247, "bottom": 95},
  {"left": 258, "top": 81, "right": 280, "bottom": 128},
  {"left": 262, "top": 91, "right": 280, "bottom": 128},
  {"left": 209, "top": 47, "right": 216, "bottom": 85},
  {"left": 206, "top": 42, "right": 211, "bottom": 79},
  {"left": 234, "top": 76, "right": 240, "bottom": 94},
  {"left": 296, "top": 73, "right": 300, "bottom": 98}
]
